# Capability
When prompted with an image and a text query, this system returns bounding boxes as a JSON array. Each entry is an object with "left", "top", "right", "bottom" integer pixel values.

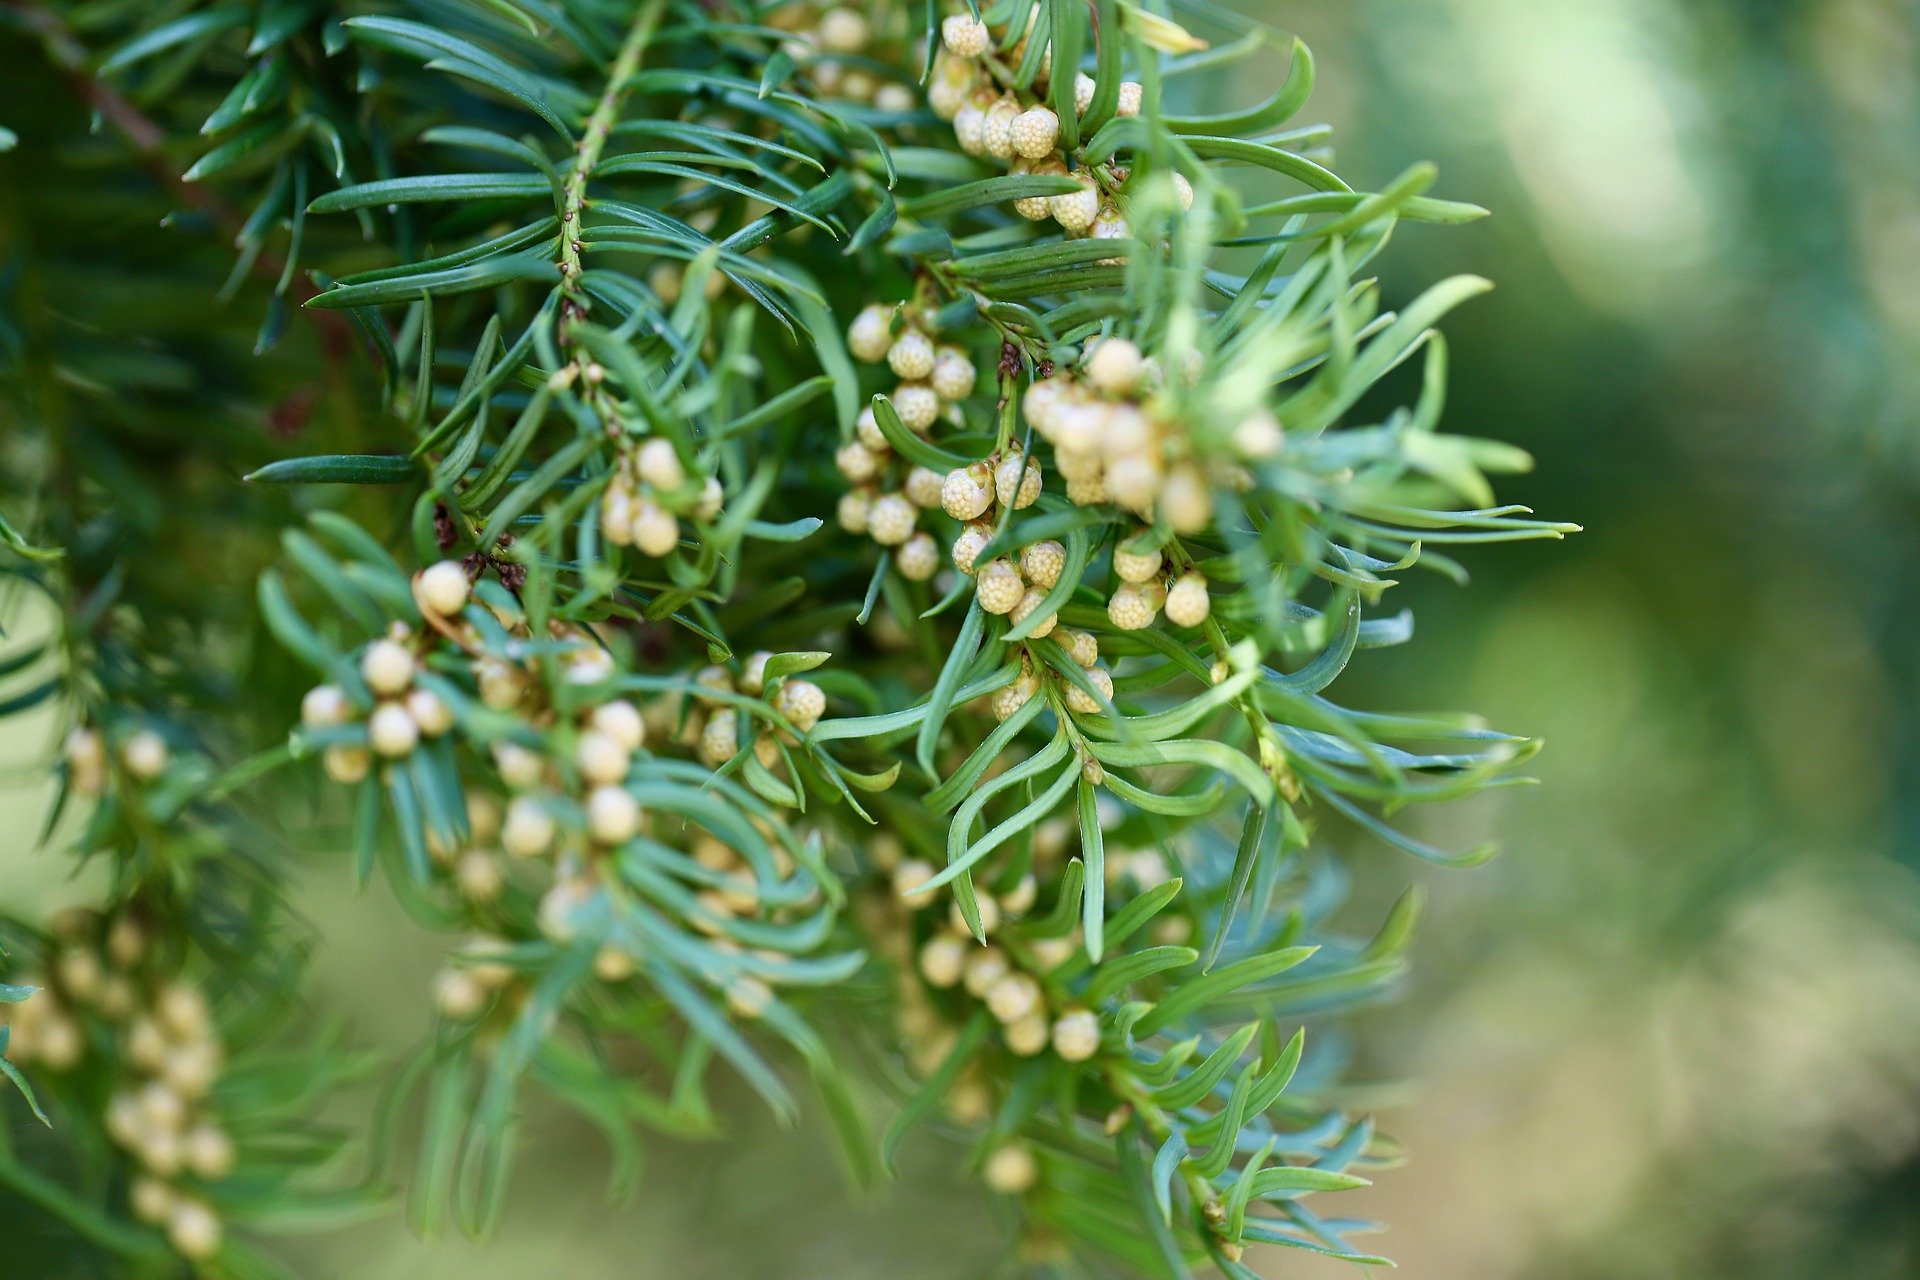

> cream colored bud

[
  {"left": 953, "top": 101, "right": 988, "bottom": 155},
  {"left": 951, "top": 524, "right": 993, "bottom": 575},
  {"left": 361, "top": 639, "right": 415, "bottom": 696},
  {"left": 183, "top": 1124, "right": 235, "bottom": 1179},
  {"left": 1086, "top": 337, "right": 1144, "bottom": 396},
  {"left": 692, "top": 476, "right": 724, "bottom": 521},
  {"left": 575, "top": 730, "right": 630, "bottom": 786},
  {"left": 630, "top": 499, "right": 680, "bottom": 557},
  {"left": 1051, "top": 172, "right": 1099, "bottom": 231},
  {"left": 854, "top": 405, "right": 887, "bottom": 450},
  {"left": 893, "top": 381, "right": 941, "bottom": 432},
  {"left": 418, "top": 560, "right": 470, "bottom": 617},
  {"left": 300, "top": 685, "right": 351, "bottom": 729},
  {"left": 107, "top": 915, "right": 145, "bottom": 969},
  {"left": 941, "top": 464, "right": 994, "bottom": 520},
  {"left": 774, "top": 679, "right": 826, "bottom": 732},
  {"left": 1051, "top": 1008, "right": 1101, "bottom": 1061},
  {"left": 1011, "top": 106, "right": 1060, "bottom": 159},
  {"left": 1073, "top": 73, "right": 1097, "bottom": 114},
  {"left": 847, "top": 303, "right": 894, "bottom": 362},
  {"left": 904, "top": 465, "right": 946, "bottom": 508},
  {"left": 725, "top": 977, "right": 773, "bottom": 1019},
  {"left": 434, "top": 968, "right": 485, "bottom": 1020},
  {"left": 954, "top": 892, "right": 1000, "bottom": 938},
  {"left": 991, "top": 674, "right": 1038, "bottom": 722},
  {"left": 155, "top": 983, "right": 208, "bottom": 1040},
  {"left": 887, "top": 329, "right": 935, "bottom": 380},
  {"left": 162, "top": 1041, "right": 220, "bottom": 1100},
  {"left": 698, "top": 712, "right": 740, "bottom": 767},
  {"left": 586, "top": 785, "right": 641, "bottom": 845},
  {"left": 368, "top": 701, "right": 419, "bottom": 758},
  {"left": 918, "top": 934, "right": 967, "bottom": 988},
  {"left": 892, "top": 858, "right": 935, "bottom": 898},
  {"left": 1065, "top": 666, "right": 1114, "bottom": 714},
  {"left": 492, "top": 741, "right": 544, "bottom": 791},
  {"left": 591, "top": 699, "right": 646, "bottom": 750},
  {"left": 994, "top": 451, "right": 1042, "bottom": 509},
  {"left": 636, "top": 437, "right": 685, "bottom": 491},
  {"left": 836, "top": 439, "right": 881, "bottom": 484},
  {"left": 837, "top": 487, "right": 873, "bottom": 534},
  {"left": 594, "top": 945, "right": 635, "bottom": 982},
  {"left": 166, "top": 1199, "right": 222, "bottom": 1260},
  {"left": 975, "top": 559, "right": 1025, "bottom": 615},
  {"left": 1105, "top": 454, "right": 1162, "bottom": 512},
  {"left": 323, "top": 744, "right": 370, "bottom": 784},
  {"left": 897, "top": 531, "right": 940, "bottom": 582},
  {"left": 930, "top": 347, "right": 977, "bottom": 401},
  {"left": 874, "top": 82, "right": 916, "bottom": 114},
  {"left": 456, "top": 850, "right": 502, "bottom": 903},
  {"left": 1045, "top": 634, "right": 1092, "bottom": 677},
  {"left": 1165, "top": 573, "right": 1211, "bottom": 627},
  {"left": 1010, "top": 589, "right": 1057, "bottom": 638},
  {"left": 736, "top": 654, "right": 772, "bottom": 696},
  {"left": 1113, "top": 541, "right": 1163, "bottom": 583},
  {"left": 984, "top": 1144, "right": 1039, "bottom": 1194},
  {"left": 962, "top": 947, "right": 1009, "bottom": 997},
  {"left": 986, "top": 972, "right": 1041, "bottom": 1024},
  {"left": 1115, "top": 81, "right": 1144, "bottom": 116},
  {"left": 407, "top": 687, "right": 454, "bottom": 737},
  {"left": 941, "top": 14, "right": 990, "bottom": 57},
  {"left": 130, "top": 1176, "right": 175, "bottom": 1225},
  {"left": 1019, "top": 540, "right": 1066, "bottom": 589},
  {"left": 121, "top": 730, "right": 169, "bottom": 781},
  {"left": 1160, "top": 465, "right": 1212, "bottom": 533},
  {"left": 1172, "top": 172, "right": 1195, "bottom": 211},
  {"left": 982, "top": 98, "right": 1019, "bottom": 160},
  {"left": 868, "top": 492, "right": 917, "bottom": 547},
  {"left": 501, "top": 796, "right": 555, "bottom": 858},
  {"left": 1004, "top": 1012, "right": 1049, "bottom": 1056}
]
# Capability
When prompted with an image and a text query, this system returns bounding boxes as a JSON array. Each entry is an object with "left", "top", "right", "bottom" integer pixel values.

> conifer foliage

[{"left": 0, "top": 0, "right": 1571, "bottom": 1274}]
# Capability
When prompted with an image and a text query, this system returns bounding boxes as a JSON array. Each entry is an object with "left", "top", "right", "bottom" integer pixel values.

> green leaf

[{"left": 246, "top": 454, "right": 419, "bottom": 484}]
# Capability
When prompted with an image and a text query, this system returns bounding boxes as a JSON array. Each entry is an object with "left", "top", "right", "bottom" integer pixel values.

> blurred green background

[{"left": 8, "top": 0, "right": 1920, "bottom": 1275}]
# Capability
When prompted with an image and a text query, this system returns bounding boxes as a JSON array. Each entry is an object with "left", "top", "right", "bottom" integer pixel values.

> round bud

[
  {"left": 493, "top": 741, "right": 544, "bottom": 791},
  {"left": 983, "top": 1144, "right": 1039, "bottom": 1194},
  {"left": 918, "top": 935, "right": 967, "bottom": 988},
  {"left": 892, "top": 858, "right": 935, "bottom": 898},
  {"left": 1073, "top": 73, "right": 1097, "bottom": 114},
  {"left": 1065, "top": 666, "right": 1115, "bottom": 714},
  {"left": 162, "top": 1041, "right": 221, "bottom": 1099},
  {"left": 835, "top": 440, "right": 880, "bottom": 484},
  {"left": 847, "top": 303, "right": 894, "bottom": 363},
  {"left": 574, "top": 730, "right": 631, "bottom": 786},
  {"left": 897, "top": 532, "right": 940, "bottom": 582},
  {"left": 361, "top": 639, "right": 415, "bottom": 697},
  {"left": 368, "top": 701, "right": 419, "bottom": 758},
  {"left": 774, "top": 679, "right": 826, "bottom": 733},
  {"left": 892, "top": 381, "right": 941, "bottom": 432},
  {"left": 456, "top": 851, "right": 502, "bottom": 903},
  {"left": 1172, "top": 172, "right": 1195, "bottom": 211},
  {"left": 905, "top": 465, "right": 946, "bottom": 508},
  {"left": 1165, "top": 573, "right": 1211, "bottom": 627},
  {"left": 951, "top": 524, "right": 993, "bottom": 575},
  {"left": 630, "top": 499, "right": 680, "bottom": 557},
  {"left": 586, "top": 785, "right": 641, "bottom": 845},
  {"left": 591, "top": 699, "right": 646, "bottom": 751},
  {"left": 975, "top": 559, "right": 1025, "bottom": 615},
  {"left": 991, "top": 674, "right": 1037, "bottom": 722},
  {"left": 1105, "top": 453, "right": 1162, "bottom": 512},
  {"left": 874, "top": 82, "right": 917, "bottom": 114},
  {"left": 166, "top": 1199, "right": 222, "bottom": 1260},
  {"left": 1115, "top": 81, "right": 1144, "bottom": 116},
  {"left": 594, "top": 945, "right": 635, "bottom": 982},
  {"left": 1233, "top": 408, "right": 1285, "bottom": 459},
  {"left": 1113, "top": 542, "right": 1163, "bottom": 583},
  {"left": 837, "top": 487, "right": 873, "bottom": 535},
  {"left": 986, "top": 972, "right": 1041, "bottom": 1024},
  {"left": 1051, "top": 1008, "right": 1101, "bottom": 1061},
  {"left": 407, "top": 688, "right": 454, "bottom": 737},
  {"left": 155, "top": 983, "right": 209, "bottom": 1040},
  {"left": 120, "top": 730, "right": 169, "bottom": 782},
  {"left": 855, "top": 406, "right": 888, "bottom": 450},
  {"left": 500, "top": 796, "right": 555, "bottom": 858},
  {"left": 434, "top": 968, "right": 485, "bottom": 1021},
  {"left": 1058, "top": 628, "right": 1100, "bottom": 668},
  {"left": 1159, "top": 465, "right": 1212, "bottom": 533},
  {"left": 637, "top": 437, "right": 685, "bottom": 491},
  {"left": 930, "top": 347, "right": 977, "bottom": 401},
  {"left": 183, "top": 1124, "right": 235, "bottom": 1179},
  {"left": 725, "top": 977, "right": 774, "bottom": 1020},
  {"left": 962, "top": 947, "right": 1009, "bottom": 998},
  {"left": 1086, "top": 337, "right": 1145, "bottom": 396},
  {"left": 953, "top": 101, "right": 988, "bottom": 155},
  {"left": 300, "top": 685, "right": 351, "bottom": 729},
  {"left": 692, "top": 476, "right": 724, "bottom": 521},
  {"left": 1051, "top": 173, "right": 1100, "bottom": 231},
  {"left": 982, "top": 98, "right": 1020, "bottom": 160},
  {"left": 941, "top": 14, "right": 991, "bottom": 57},
  {"left": 130, "top": 1176, "right": 174, "bottom": 1225},
  {"left": 139, "top": 1080, "right": 186, "bottom": 1133},
  {"left": 1107, "top": 583, "right": 1160, "bottom": 632},
  {"left": 1019, "top": 540, "right": 1066, "bottom": 589},
  {"left": 323, "top": 745, "right": 370, "bottom": 785},
  {"left": 418, "top": 561, "right": 470, "bottom": 617},
  {"left": 1009, "top": 589, "right": 1057, "bottom": 638},
  {"left": 941, "top": 464, "right": 995, "bottom": 521},
  {"left": 815, "top": 5, "right": 868, "bottom": 53},
  {"left": 1004, "top": 1012, "right": 1049, "bottom": 1056},
  {"left": 887, "top": 329, "right": 935, "bottom": 380},
  {"left": 994, "top": 451, "right": 1042, "bottom": 509},
  {"left": 1010, "top": 106, "right": 1060, "bottom": 159},
  {"left": 1090, "top": 206, "right": 1131, "bottom": 260},
  {"left": 868, "top": 493, "right": 917, "bottom": 547},
  {"left": 698, "top": 713, "right": 740, "bottom": 767},
  {"left": 107, "top": 915, "right": 145, "bottom": 969},
  {"left": 736, "top": 653, "right": 772, "bottom": 696}
]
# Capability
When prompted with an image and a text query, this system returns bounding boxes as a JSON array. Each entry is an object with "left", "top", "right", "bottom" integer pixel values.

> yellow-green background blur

[{"left": 7, "top": 1, "right": 1919, "bottom": 1275}]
